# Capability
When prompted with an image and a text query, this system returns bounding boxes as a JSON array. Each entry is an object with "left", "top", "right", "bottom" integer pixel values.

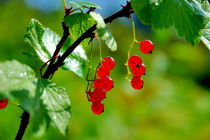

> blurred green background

[{"left": 0, "top": 0, "right": 210, "bottom": 140}]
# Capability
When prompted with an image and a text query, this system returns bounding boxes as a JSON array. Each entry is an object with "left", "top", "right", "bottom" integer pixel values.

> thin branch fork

[{"left": 43, "top": 1, "right": 134, "bottom": 79}]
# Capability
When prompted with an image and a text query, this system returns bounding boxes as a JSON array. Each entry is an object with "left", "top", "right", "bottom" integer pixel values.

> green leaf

[
  {"left": 131, "top": 0, "right": 208, "bottom": 45},
  {"left": 64, "top": 12, "right": 96, "bottom": 47},
  {"left": 24, "top": 18, "right": 88, "bottom": 79},
  {"left": 37, "top": 79, "right": 71, "bottom": 135},
  {"left": 131, "top": 0, "right": 152, "bottom": 25},
  {"left": 0, "top": 60, "right": 71, "bottom": 135},
  {"left": 61, "top": 37, "right": 89, "bottom": 78},
  {"left": 90, "top": 12, "right": 117, "bottom": 51},
  {"left": 0, "top": 60, "right": 37, "bottom": 111},
  {"left": 200, "top": 21, "right": 210, "bottom": 50},
  {"left": 200, "top": 0, "right": 210, "bottom": 12},
  {"left": 30, "top": 79, "right": 71, "bottom": 136},
  {"left": 70, "top": 1, "right": 101, "bottom": 10}
]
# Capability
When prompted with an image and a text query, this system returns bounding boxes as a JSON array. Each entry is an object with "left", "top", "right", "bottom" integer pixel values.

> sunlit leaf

[
  {"left": 0, "top": 60, "right": 71, "bottom": 135},
  {"left": 24, "top": 18, "right": 88, "bottom": 79},
  {"left": 37, "top": 79, "right": 71, "bottom": 135},
  {"left": 90, "top": 12, "right": 117, "bottom": 51},
  {"left": 201, "top": 21, "right": 210, "bottom": 50},
  {"left": 64, "top": 12, "right": 96, "bottom": 47},
  {"left": 0, "top": 60, "right": 37, "bottom": 111}
]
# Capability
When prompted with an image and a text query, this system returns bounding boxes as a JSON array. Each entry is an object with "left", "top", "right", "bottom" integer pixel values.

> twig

[
  {"left": 15, "top": 111, "right": 30, "bottom": 140},
  {"left": 42, "top": 22, "right": 69, "bottom": 79},
  {"left": 43, "top": 1, "right": 134, "bottom": 79}
]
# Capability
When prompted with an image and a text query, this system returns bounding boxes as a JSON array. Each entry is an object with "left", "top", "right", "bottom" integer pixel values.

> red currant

[
  {"left": 0, "top": 99, "right": 8, "bottom": 109},
  {"left": 89, "top": 88, "right": 106, "bottom": 102},
  {"left": 97, "top": 66, "right": 110, "bottom": 78},
  {"left": 102, "top": 56, "right": 115, "bottom": 70},
  {"left": 94, "top": 76, "right": 114, "bottom": 92},
  {"left": 128, "top": 55, "right": 142, "bottom": 69},
  {"left": 131, "top": 64, "right": 146, "bottom": 76},
  {"left": 93, "top": 78, "right": 103, "bottom": 89},
  {"left": 140, "top": 40, "right": 154, "bottom": 54},
  {"left": 91, "top": 102, "right": 104, "bottom": 115},
  {"left": 131, "top": 76, "right": 144, "bottom": 90}
]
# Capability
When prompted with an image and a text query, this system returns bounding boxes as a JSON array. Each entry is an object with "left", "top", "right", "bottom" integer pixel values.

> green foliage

[
  {"left": 200, "top": 0, "right": 210, "bottom": 12},
  {"left": 0, "top": 0, "right": 209, "bottom": 139},
  {"left": 131, "top": 0, "right": 208, "bottom": 45},
  {"left": 36, "top": 79, "right": 71, "bottom": 135},
  {"left": 64, "top": 12, "right": 96, "bottom": 47},
  {"left": 61, "top": 37, "right": 89, "bottom": 78},
  {"left": 0, "top": 60, "right": 37, "bottom": 111},
  {"left": 0, "top": 61, "right": 71, "bottom": 135},
  {"left": 201, "top": 21, "right": 210, "bottom": 50},
  {"left": 24, "top": 19, "right": 88, "bottom": 79},
  {"left": 70, "top": 0, "right": 101, "bottom": 10},
  {"left": 90, "top": 12, "right": 117, "bottom": 51}
]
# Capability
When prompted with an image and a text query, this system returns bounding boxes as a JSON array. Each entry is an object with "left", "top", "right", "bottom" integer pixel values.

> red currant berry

[
  {"left": 140, "top": 40, "right": 154, "bottom": 54},
  {"left": 128, "top": 55, "right": 142, "bottom": 69},
  {"left": 94, "top": 76, "right": 114, "bottom": 92},
  {"left": 102, "top": 56, "right": 115, "bottom": 70},
  {"left": 91, "top": 102, "right": 104, "bottom": 115},
  {"left": 93, "top": 78, "right": 103, "bottom": 89},
  {"left": 131, "top": 64, "right": 146, "bottom": 76},
  {"left": 131, "top": 76, "right": 144, "bottom": 90},
  {"left": 97, "top": 66, "right": 110, "bottom": 78},
  {"left": 89, "top": 88, "right": 106, "bottom": 102},
  {"left": 0, "top": 99, "right": 8, "bottom": 109}
]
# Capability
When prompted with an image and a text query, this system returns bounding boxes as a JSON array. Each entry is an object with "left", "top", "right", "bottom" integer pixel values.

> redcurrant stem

[
  {"left": 86, "top": 41, "right": 97, "bottom": 98},
  {"left": 98, "top": 38, "right": 103, "bottom": 62},
  {"left": 72, "top": 8, "right": 84, "bottom": 13},
  {"left": 86, "top": 41, "right": 95, "bottom": 82},
  {"left": 8, "top": 102, "right": 22, "bottom": 108},
  {"left": 89, "top": 40, "right": 94, "bottom": 68},
  {"left": 85, "top": 41, "right": 94, "bottom": 94},
  {"left": 63, "top": 0, "right": 67, "bottom": 12},
  {"left": 126, "top": 16, "right": 136, "bottom": 80},
  {"left": 131, "top": 16, "right": 136, "bottom": 41}
]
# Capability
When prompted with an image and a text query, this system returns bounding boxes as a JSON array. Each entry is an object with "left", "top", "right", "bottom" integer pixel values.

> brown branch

[
  {"left": 15, "top": 111, "right": 30, "bottom": 140},
  {"left": 42, "top": 22, "right": 69, "bottom": 78},
  {"left": 43, "top": 1, "right": 134, "bottom": 79}
]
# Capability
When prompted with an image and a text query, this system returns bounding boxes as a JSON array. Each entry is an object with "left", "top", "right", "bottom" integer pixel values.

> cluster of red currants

[
  {"left": 128, "top": 40, "right": 154, "bottom": 90},
  {"left": 88, "top": 57, "right": 115, "bottom": 115},
  {"left": 0, "top": 99, "right": 8, "bottom": 110}
]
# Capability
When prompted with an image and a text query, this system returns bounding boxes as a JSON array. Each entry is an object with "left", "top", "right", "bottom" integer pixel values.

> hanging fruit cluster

[
  {"left": 86, "top": 15, "right": 154, "bottom": 115},
  {"left": 128, "top": 40, "right": 154, "bottom": 90},
  {"left": 87, "top": 57, "right": 115, "bottom": 115}
]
